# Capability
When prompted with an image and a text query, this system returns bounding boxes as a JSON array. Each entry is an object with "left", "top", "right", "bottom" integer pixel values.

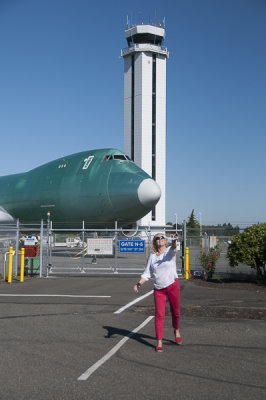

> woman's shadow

[{"left": 103, "top": 326, "right": 174, "bottom": 349}]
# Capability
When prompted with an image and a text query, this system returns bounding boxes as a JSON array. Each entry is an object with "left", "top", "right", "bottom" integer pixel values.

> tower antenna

[{"left": 138, "top": 11, "right": 143, "bottom": 25}]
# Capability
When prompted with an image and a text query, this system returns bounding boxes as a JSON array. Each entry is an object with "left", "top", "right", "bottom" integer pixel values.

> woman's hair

[{"left": 152, "top": 233, "right": 167, "bottom": 253}]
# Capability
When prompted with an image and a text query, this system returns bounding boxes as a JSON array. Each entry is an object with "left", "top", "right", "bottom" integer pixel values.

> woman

[{"left": 133, "top": 233, "right": 181, "bottom": 352}]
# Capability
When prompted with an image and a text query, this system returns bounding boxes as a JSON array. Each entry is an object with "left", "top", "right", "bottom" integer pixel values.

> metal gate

[{"left": 48, "top": 224, "right": 184, "bottom": 276}]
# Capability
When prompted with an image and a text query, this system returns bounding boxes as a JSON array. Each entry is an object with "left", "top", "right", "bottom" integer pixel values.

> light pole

[
  {"left": 174, "top": 213, "right": 178, "bottom": 233},
  {"left": 47, "top": 211, "right": 51, "bottom": 275},
  {"left": 40, "top": 205, "right": 55, "bottom": 276}
]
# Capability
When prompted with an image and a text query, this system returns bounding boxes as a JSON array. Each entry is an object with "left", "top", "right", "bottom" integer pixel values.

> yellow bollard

[
  {"left": 185, "top": 247, "right": 189, "bottom": 280},
  {"left": 8, "top": 246, "right": 13, "bottom": 283},
  {"left": 20, "top": 248, "right": 25, "bottom": 283}
]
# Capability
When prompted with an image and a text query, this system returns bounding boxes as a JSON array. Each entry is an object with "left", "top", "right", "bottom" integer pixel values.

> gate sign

[
  {"left": 24, "top": 237, "right": 37, "bottom": 246},
  {"left": 87, "top": 239, "right": 113, "bottom": 255},
  {"left": 119, "top": 240, "right": 145, "bottom": 253}
]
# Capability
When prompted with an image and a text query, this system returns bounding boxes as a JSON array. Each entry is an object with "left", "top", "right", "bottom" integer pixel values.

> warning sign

[{"left": 87, "top": 239, "right": 113, "bottom": 255}]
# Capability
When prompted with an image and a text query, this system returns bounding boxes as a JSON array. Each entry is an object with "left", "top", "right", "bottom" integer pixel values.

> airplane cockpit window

[
  {"left": 103, "top": 154, "right": 132, "bottom": 161},
  {"left": 113, "top": 155, "right": 128, "bottom": 160}
]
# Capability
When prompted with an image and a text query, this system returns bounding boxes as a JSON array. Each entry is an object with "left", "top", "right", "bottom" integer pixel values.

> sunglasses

[{"left": 155, "top": 235, "right": 166, "bottom": 241}]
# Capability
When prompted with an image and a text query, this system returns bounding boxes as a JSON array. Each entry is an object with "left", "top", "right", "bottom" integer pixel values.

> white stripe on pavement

[
  {"left": 114, "top": 290, "right": 153, "bottom": 314},
  {"left": 0, "top": 294, "right": 111, "bottom": 298},
  {"left": 78, "top": 315, "right": 154, "bottom": 381}
]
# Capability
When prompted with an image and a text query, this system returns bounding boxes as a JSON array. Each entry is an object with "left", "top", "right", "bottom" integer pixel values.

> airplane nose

[
  {"left": 0, "top": 207, "right": 14, "bottom": 223},
  {"left": 137, "top": 179, "right": 161, "bottom": 208}
]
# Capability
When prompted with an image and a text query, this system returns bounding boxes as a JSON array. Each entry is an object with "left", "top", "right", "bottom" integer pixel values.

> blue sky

[{"left": 0, "top": 0, "right": 265, "bottom": 226}]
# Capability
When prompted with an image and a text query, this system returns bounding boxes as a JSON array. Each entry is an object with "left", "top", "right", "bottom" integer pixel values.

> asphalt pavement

[{"left": 0, "top": 276, "right": 265, "bottom": 400}]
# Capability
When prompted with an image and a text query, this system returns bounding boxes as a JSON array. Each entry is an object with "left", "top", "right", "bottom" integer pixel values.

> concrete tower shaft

[{"left": 122, "top": 24, "right": 169, "bottom": 228}]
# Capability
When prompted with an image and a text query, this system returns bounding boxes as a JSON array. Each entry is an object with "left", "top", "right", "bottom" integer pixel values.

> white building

[{"left": 121, "top": 24, "right": 169, "bottom": 229}]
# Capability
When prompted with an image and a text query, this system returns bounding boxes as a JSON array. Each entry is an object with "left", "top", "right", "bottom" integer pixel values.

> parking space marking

[
  {"left": 114, "top": 290, "right": 153, "bottom": 314},
  {"left": 0, "top": 294, "right": 111, "bottom": 298},
  {"left": 78, "top": 315, "right": 154, "bottom": 381}
]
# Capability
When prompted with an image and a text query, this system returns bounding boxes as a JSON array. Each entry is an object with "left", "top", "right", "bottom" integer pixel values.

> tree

[
  {"left": 203, "top": 223, "right": 240, "bottom": 236},
  {"left": 187, "top": 209, "right": 200, "bottom": 236},
  {"left": 187, "top": 209, "right": 200, "bottom": 228},
  {"left": 227, "top": 223, "right": 266, "bottom": 283}
]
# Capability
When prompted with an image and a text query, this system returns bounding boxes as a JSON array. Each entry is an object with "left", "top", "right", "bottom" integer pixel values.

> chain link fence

[
  {"left": 0, "top": 222, "right": 47, "bottom": 280},
  {"left": 0, "top": 221, "right": 257, "bottom": 280},
  {"left": 186, "top": 228, "right": 257, "bottom": 280}
]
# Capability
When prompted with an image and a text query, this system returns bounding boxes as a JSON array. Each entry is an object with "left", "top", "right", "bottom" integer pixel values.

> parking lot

[{"left": 0, "top": 276, "right": 266, "bottom": 399}]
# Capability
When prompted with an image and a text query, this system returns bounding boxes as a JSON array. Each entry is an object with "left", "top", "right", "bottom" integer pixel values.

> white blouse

[{"left": 141, "top": 246, "right": 179, "bottom": 290}]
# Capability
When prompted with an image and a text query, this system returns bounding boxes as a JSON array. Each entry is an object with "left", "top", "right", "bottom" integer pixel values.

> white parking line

[
  {"left": 114, "top": 290, "right": 154, "bottom": 314},
  {"left": 0, "top": 294, "right": 111, "bottom": 298},
  {"left": 78, "top": 315, "right": 154, "bottom": 381}
]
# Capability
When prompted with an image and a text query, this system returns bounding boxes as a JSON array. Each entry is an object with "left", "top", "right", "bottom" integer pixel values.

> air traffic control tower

[{"left": 121, "top": 23, "right": 169, "bottom": 229}]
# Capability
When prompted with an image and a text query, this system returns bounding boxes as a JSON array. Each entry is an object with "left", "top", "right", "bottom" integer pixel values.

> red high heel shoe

[
  {"left": 155, "top": 346, "right": 163, "bottom": 352},
  {"left": 174, "top": 330, "right": 182, "bottom": 345}
]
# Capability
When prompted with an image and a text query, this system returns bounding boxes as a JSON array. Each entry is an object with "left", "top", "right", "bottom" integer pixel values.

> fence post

[
  {"left": 82, "top": 221, "right": 85, "bottom": 268},
  {"left": 8, "top": 246, "right": 13, "bottom": 283},
  {"left": 46, "top": 212, "right": 51, "bottom": 277},
  {"left": 203, "top": 232, "right": 209, "bottom": 254},
  {"left": 146, "top": 239, "right": 149, "bottom": 259},
  {"left": 20, "top": 248, "right": 25, "bottom": 282},
  {"left": 114, "top": 221, "right": 118, "bottom": 273},
  {"left": 39, "top": 220, "right": 43, "bottom": 277},
  {"left": 15, "top": 219, "right": 19, "bottom": 276},
  {"left": 49, "top": 220, "right": 53, "bottom": 264},
  {"left": 148, "top": 226, "right": 151, "bottom": 260}
]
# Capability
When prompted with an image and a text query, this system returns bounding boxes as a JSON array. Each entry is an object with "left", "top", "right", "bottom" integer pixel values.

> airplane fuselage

[{"left": 0, "top": 149, "right": 161, "bottom": 226}]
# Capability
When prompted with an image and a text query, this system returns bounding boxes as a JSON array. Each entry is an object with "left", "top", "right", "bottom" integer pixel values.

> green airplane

[{"left": 0, "top": 148, "right": 161, "bottom": 226}]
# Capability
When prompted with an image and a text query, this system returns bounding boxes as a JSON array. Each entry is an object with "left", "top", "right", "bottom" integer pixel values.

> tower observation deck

[
  {"left": 122, "top": 23, "right": 169, "bottom": 229},
  {"left": 121, "top": 25, "right": 169, "bottom": 58}
]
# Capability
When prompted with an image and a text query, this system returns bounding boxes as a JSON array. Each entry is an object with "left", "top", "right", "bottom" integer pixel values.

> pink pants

[{"left": 154, "top": 279, "right": 180, "bottom": 340}]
